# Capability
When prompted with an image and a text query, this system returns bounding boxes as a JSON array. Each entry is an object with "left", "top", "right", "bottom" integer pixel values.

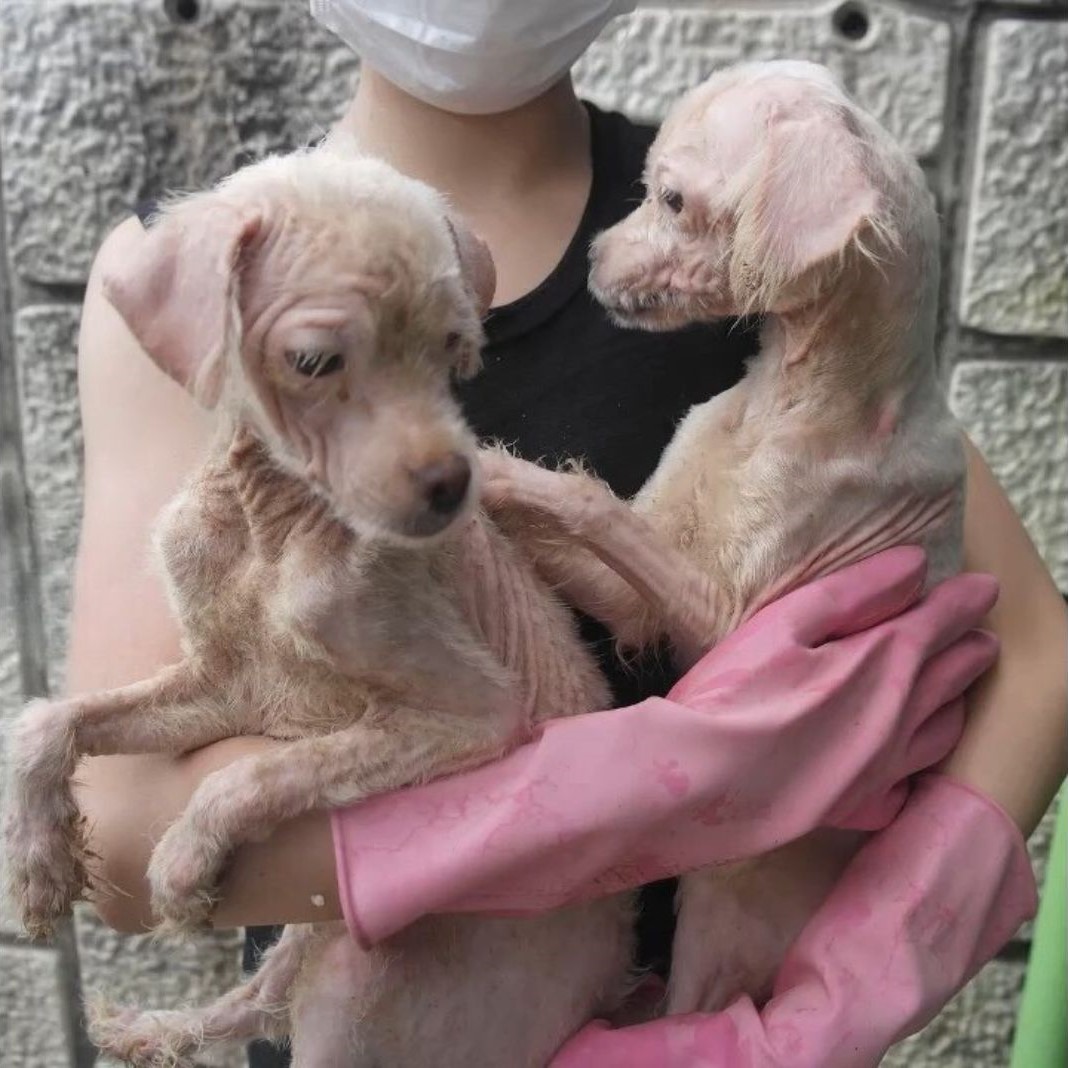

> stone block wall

[{"left": 0, "top": 2, "right": 1064, "bottom": 1065}]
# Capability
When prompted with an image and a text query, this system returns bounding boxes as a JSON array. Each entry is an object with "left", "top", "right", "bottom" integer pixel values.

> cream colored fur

[
  {"left": 483, "top": 61, "right": 965, "bottom": 1013},
  {"left": 4, "top": 149, "right": 633, "bottom": 1067}
]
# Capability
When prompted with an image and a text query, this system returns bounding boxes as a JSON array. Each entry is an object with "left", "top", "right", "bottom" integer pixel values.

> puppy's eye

[
  {"left": 286, "top": 349, "right": 344, "bottom": 378},
  {"left": 444, "top": 331, "right": 462, "bottom": 352},
  {"left": 661, "top": 189, "right": 684, "bottom": 214}
]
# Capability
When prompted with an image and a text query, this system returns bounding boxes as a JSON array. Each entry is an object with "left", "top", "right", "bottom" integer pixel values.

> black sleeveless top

[{"left": 137, "top": 102, "right": 757, "bottom": 1068}]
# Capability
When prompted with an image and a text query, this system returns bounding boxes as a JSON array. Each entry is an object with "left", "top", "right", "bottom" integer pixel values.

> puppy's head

[
  {"left": 591, "top": 61, "right": 926, "bottom": 329},
  {"left": 104, "top": 151, "right": 496, "bottom": 543}
]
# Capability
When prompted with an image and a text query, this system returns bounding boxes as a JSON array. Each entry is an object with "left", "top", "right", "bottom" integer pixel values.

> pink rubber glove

[
  {"left": 551, "top": 774, "right": 1037, "bottom": 1068},
  {"left": 332, "top": 547, "right": 999, "bottom": 947}
]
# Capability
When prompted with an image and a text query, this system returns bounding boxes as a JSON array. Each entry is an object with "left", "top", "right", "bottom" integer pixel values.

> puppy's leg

[
  {"left": 480, "top": 446, "right": 653, "bottom": 645},
  {"left": 668, "top": 832, "right": 861, "bottom": 1014},
  {"left": 487, "top": 508, "right": 663, "bottom": 649},
  {"left": 88, "top": 921, "right": 317, "bottom": 1066},
  {"left": 290, "top": 927, "right": 376, "bottom": 1067},
  {"left": 483, "top": 453, "right": 726, "bottom": 651},
  {"left": 149, "top": 709, "right": 518, "bottom": 931},
  {"left": 4, "top": 662, "right": 227, "bottom": 938}
]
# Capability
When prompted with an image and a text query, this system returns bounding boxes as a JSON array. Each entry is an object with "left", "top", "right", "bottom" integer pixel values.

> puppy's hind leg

[
  {"left": 87, "top": 922, "right": 316, "bottom": 1067},
  {"left": 290, "top": 927, "right": 376, "bottom": 1067}
]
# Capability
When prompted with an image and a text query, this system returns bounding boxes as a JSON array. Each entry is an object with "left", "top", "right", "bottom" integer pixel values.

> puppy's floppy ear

[
  {"left": 731, "top": 102, "right": 878, "bottom": 310},
  {"left": 103, "top": 199, "right": 262, "bottom": 409},
  {"left": 446, "top": 215, "right": 496, "bottom": 318}
]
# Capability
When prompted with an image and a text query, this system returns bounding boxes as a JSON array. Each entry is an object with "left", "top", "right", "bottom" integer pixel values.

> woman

[{"left": 71, "top": 2, "right": 1065, "bottom": 1064}]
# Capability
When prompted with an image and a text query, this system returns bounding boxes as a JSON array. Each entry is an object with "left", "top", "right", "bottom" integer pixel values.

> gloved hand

[
  {"left": 331, "top": 547, "right": 998, "bottom": 948},
  {"left": 551, "top": 774, "right": 1037, "bottom": 1068}
]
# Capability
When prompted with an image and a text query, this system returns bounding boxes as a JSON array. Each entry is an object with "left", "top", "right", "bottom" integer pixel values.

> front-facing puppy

[{"left": 7, "top": 147, "right": 632, "bottom": 1068}]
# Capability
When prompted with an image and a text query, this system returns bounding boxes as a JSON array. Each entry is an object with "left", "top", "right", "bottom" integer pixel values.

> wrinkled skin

[
  {"left": 4, "top": 149, "right": 633, "bottom": 1067},
  {"left": 484, "top": 60, "right": 965, "bottom": 1014}
]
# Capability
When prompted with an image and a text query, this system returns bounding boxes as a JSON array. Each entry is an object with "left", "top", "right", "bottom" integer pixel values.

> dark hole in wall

[
  {"left": 832, "top": 2, "right": 871, "bottom": 42},
  {"left": 164, "top": 0, "right": 200, "bottom": 25}
]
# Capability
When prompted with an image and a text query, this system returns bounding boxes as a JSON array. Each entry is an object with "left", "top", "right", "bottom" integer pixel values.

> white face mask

[{"left": 310, "top": 0, "right": 636, "bottom": 115}]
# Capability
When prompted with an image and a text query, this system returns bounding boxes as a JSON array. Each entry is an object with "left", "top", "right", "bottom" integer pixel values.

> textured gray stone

[
  {"left": 75, "top": 907, "right": 245, "bottom": 1068},
  {"left": 0, "top": 508, "right": 24, "bottom": 937},
  {"left": 0, "top": 0, "right": 358, "bottom": 286},
  {"left": 883, "top": 957, "right": 1027, "bottom": 1068},
  {"left": 574, "top": 0, "right": 952, "bottom": 158},
  {"left": 0, "top": 945, "right": 72, "bottom": 1068},
  {"left": 950, "top": 360, "right": 1068, "bottom": 591},
  {"left": 0, "top": 487, "right": 21, "bottom": 733},
  {"left": 960, "top": 20, "right": 1068, "bottom": 339},
  {"left": 12, "top": 307, "right": 83, "bottom": 693}
]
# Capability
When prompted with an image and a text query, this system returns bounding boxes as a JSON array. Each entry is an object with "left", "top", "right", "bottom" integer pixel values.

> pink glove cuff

[
  {"left": 331, "top": 807, "right": 373, "bottom": 949},
  {"left": 763, "top": 773, "right": 1037, "bottom": 1064},
  {"left": 550, "top": 774, "right": 1037, "bottom": 1068}
]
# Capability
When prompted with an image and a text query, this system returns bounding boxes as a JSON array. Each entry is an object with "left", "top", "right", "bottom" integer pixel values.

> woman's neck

[
  {"left": 332, "top": 69, "right": 594, "bottom": 307},
  {"left": 333, "top": 68, "right": 591, "bottom": 217}
]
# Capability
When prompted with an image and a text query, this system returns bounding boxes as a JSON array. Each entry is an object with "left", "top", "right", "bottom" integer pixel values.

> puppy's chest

[
  {"left": 274, "top": 540, "right": 488, "bottom": 675},
  {"left": 279, "top": 517, "right": 608, "bottom": 724}
]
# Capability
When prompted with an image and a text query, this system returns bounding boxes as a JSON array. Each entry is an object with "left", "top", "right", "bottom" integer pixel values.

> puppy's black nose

[{"left": 411, "top": 453, "right": 472, "bottom": 516}]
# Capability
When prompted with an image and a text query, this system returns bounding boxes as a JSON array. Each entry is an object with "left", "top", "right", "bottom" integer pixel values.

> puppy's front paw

[
  {"left": 147, "top": 821, "right": 220, "bottom": 934},
  {"left": 5, "top": 812, "right": 89, "bottom": 940},
  {"left": 4, "top": 700, "right": 89, "bottom": 939},
  {"left": 480, "top": 451, "right": 606, "bottom": 534}
]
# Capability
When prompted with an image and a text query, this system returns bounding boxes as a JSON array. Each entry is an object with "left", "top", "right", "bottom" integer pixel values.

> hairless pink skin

[
  {"left": 331, "top": 546, "right": 997, "bottom": 947},
  {"left": 549, "top": 774, "right": 1036, "bottom": 1068}
]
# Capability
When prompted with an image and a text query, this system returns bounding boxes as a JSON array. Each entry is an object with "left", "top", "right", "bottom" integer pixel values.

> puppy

[
  {"left": 4, "top": 148, "right": 633, "bottom": 1066},
  {"left": 483, "top": 60, "right": 964, "bottom": 1013}
]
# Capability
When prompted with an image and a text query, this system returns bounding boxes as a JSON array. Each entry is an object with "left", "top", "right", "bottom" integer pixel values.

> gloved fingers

[
  {"left": 904, "top": 627, "right": 999, "bottom": 727},
  {"left": 888, "top": 572, "right": 999, "bottom": 661},
  {"left": 776, "top": 546, "right": 927, "bottom": 648},
  {"left": 831, "top": 696, "right": 967, "bottom": 831},
  {"left": 899, "top": 695, "right": 967, "bottom": 778},
  {"left": 550, "top": 1020, "right": 612, "bottom": 1065},
  {"left": 829, "top": 782, "right": 909, "bottom": 832}
]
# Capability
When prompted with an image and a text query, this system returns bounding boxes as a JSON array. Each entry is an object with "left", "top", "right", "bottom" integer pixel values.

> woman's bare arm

[
  {"left": 72, "top": 219, "right": 339, "bottom": 933},
  {"left": 945, "top": 437, "right": 1068, "bottom": 835}
]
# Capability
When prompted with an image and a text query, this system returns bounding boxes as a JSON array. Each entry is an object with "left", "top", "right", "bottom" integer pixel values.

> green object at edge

[{"left": 1010, "top": 794, "right": 1066, "bottom": 1068}]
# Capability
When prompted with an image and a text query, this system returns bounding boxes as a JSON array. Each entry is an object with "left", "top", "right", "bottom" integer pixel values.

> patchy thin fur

[
  {"left": 4, "top": 148, "right": 633, "bottom": 1067},
  {"left": 484, "top": 60, "right": 964, "bottom": 1014}
]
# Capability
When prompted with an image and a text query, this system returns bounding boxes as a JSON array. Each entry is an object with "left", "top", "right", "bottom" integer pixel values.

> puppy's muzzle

[{"left": 406, "top": 452, "right": 473, "bottom": 535}]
